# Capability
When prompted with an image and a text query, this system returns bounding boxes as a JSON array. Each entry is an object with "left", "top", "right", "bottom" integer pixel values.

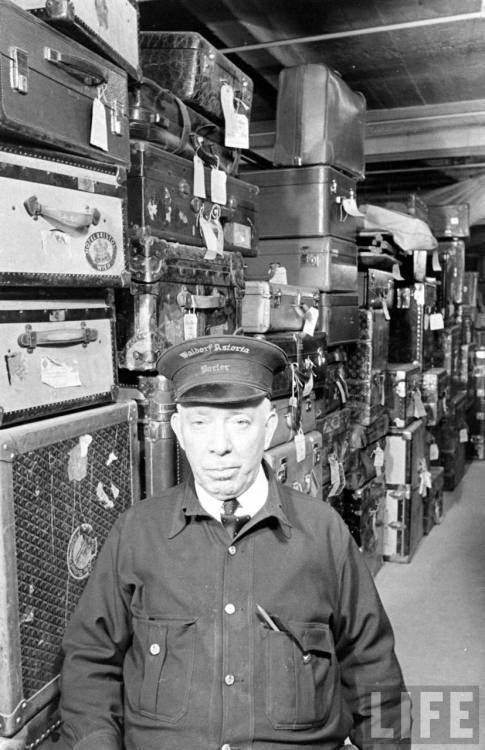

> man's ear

[
  {"left": 264, "top": 409, "right": 278, "bottom": 450},
  {"left": 170, "top": 410, "right": 185, "bottom": 450}
]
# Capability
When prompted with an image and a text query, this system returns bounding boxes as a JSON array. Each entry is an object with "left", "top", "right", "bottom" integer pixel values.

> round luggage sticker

[
  {"left": 67, "top": 523, "right": 98, "bottom": 580},
  {"left": 85, "top": 232, "right": 117, "bottom": 271}
]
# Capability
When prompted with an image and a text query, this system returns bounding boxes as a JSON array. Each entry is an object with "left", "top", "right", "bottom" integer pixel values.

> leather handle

[
  {"left": 18, "top": 326, "right": 98, "bottom": 351},
  {"left": 177, "top": 289, "right": 225, "bottom": 310},
  {"left": 24, "top": 196, "right": 101, "bottom": 233},
  {"left": 44, "top": 47, "right": 108, "bottom": 86}
]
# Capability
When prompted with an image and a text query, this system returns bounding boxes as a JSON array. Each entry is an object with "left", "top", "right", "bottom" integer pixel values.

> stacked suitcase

[{"left": 0, "top": 1, "right": 143, "bottom": 746}]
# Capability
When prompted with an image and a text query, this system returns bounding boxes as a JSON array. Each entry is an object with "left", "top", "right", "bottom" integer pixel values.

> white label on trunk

[
  {"left": 294, "top": 431, "right": 306, "bottom": 463},
  {"left": 41, "top": 356, "right": 82, "bottom": 388}
]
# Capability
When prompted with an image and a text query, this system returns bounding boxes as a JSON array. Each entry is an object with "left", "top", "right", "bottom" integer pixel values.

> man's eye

[{"left": 235, "top": 418, "right": 251, "bottom": 426}]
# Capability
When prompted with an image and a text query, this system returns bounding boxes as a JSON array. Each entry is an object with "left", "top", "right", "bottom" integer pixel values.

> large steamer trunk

[
  {"left": 0, "top": 400, "right": 140, "bottom": 736},
  {"left": 0, "top": 1, "right": 130, "bottom": 166}
]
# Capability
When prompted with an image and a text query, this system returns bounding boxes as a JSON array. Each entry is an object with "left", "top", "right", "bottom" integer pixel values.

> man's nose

[{"left": 209, "top": 423, "right": 232, "bottom": 454}]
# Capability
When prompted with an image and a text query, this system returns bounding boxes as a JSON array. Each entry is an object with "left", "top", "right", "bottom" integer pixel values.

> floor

[{"left": 375, "top": 460, "right": 485, "bottom": 750}]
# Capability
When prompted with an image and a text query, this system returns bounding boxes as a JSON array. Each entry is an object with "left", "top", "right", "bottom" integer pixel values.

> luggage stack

[
  {"left": 240, "top": 62, "right": 364, "bottom": 519},
  {"left": 0, "top": 1, "right": 143, "bottom": 746}
]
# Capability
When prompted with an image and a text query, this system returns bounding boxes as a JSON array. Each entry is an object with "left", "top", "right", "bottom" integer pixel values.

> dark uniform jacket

[{"left": 57, "top": 470, "right": 411, "bottom": 750}]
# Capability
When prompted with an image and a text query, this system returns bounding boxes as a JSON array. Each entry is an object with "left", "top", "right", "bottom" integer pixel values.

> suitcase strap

[{"left": 131, "top": 77, "right": 192, "bottom": 154}]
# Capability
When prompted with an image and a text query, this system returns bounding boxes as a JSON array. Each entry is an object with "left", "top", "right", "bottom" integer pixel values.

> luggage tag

[
  {"left": 429, "top": 312, "right": 445, "bottom": 330},
  {"left": 418, "top": 459, "right": 433, "bottom": 497},
  {"left": 294, "top": 429, "right": 306, "bottom": 463},
  {"left": 429, "top": 441, "right": 440, "bottom": 461},
  {"left": 392, "top": 263, "right": 404, "bottom": 281},
  {"left": 210, "top": 159, "right": 227, "bottom": 205},
  {"left": 327, "top": 453, "right": 341, "bottom": 498},
  {"left": 302, "top": 307, "right": 319, "bottom": 336},
  {"left": 432, "top": 249, "right": 442, "bottom": 272},
  {"left": 459, "top": 427, "right": 469, "bottom": 443},
  {"left": 381, "top": 297, "right": 391, "bottom": 321},
  {"left": 413, "top": 387, "right": 427, "bottom": 418},
  {"left": 199, "top": 210, "right": 224, "bottom": 260},
  {"left": 373, "top": 444, "right": 385, "bottom": 474},
  {"left": 414, "top": 283, "right": 425, "bottom": 306},
  {"left": 90, "top": 85, "right": 109, "bottom": 151},
  {"left": 183, "top": 300, "right": 198, "bottom": 341},
  {"left": 341, "top": 195, "right": 365, "bottom": 217},
  {"left": 193, "top": 153, "right": 206, "bottom": 199},
  {"left": 268, "top": 263, "right": 288, "bottom": 284},
  {"left": 220, "top": 83, "right": 249, "bottom": 149}
]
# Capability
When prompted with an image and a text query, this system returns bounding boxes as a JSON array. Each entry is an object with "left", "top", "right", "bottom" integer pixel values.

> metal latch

[{"left": 9, "top": 47, "right": 29, "bottom": 94}]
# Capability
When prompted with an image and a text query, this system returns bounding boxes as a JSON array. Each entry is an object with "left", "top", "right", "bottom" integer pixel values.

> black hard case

[
  {"left": 388, "top": 281, "right": 440, "bottom": 368},
  {"left": 243, "top": 165, "right": 359, "bottom": 242},
  {"left": 0, "top": 1, "right": 130, "bottom": 167},
  {"left": 358, "top": 268, "right": 395, "bottom": 309},
  {"left": 140, "top": 31, "right": 253, "bottom": 124},
  {"left": 319, "top": 292, "right": 359, "bottom": 346},
  {"left": 0, "top": 143, "right": 128, "bottom": 287},
  {"left": 264, "top": 430, "right": 322, "bottom": 498},
  {"left": 339, "top": 476, "right": 385, "bottom": 577},
  {"left": 0, "top": 400, "right": 140, "bottom": 735},
  {"left": 117, "top": 242, "right": 245, "bottom": 372},
  {"left": 128, "top": 141, "right": 259, "bottom": 255}
]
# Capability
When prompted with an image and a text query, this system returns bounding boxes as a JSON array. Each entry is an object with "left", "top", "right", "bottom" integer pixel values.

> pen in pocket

[{"left": 256, "top": 603, "right": 281, "bottom": 631}]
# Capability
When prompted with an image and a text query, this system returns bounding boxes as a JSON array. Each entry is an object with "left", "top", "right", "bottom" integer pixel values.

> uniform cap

[{"left": 156, "top": 335, "right": 288, "bottom": 404}]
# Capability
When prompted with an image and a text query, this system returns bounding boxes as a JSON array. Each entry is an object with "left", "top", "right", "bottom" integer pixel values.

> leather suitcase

[
  {"left": 427, "top": 204, "right": 470, "bottom": 238},
  {"left": 319, "top": 292, "right": 359, "bottom": 346},
  {"left": 264, "top": 429, "right": 322, "bottom": 497},
  {"left": 269, "top": 393, "right": 317, "bottom": 450},
  {"left": 382, "top": 484, "right": 424, "bottom": 563},
  {"left": 240, "top": 280, "right": 319, "bottom": 333},
  {"left": 0, "top": 293, "right": 117, "bottom": 427},
  {"left": 117, "top": 247, "right": 245, "bottom": 372},
  {"left": 339, "top": 476, "right": 385, "bottom": 577},
  {"left": 243, "top": 236, "right": 358, "bottom": 292},
  {"left": 243, "top": 165, "right": 359, "bottom": 242},
  {"left": 386, "top": 363, "right": 425, "bottom": 428},
  {"left": 423, "top": 465, "right": 444, "bottom": 534},
  {"left": 0, "top": 400, "right": 140, "bottom": 735},
  {"left": 322, "top": 346, "right": 348, "bottom": 415},
  {"left": 388, "top": 281, "right": 442, "bottom": 368},
  {"left": 317, "top": 407, "right": 351, "bottom": 493},
  {"left": 140, "top": 31, "right": 253, "bottom": 126},
  {"left": 128, "top": 141, "right": 259, "bottom": 255},
  {"left": 17, "top": 0, "right": 141, "bottom": 81},
  {"left": 0, "top": 143, "right": 128, "bottom": 287},
  {"left": 262, "top": 331, "right": 327, "bottom": 399},
  {"left": 421, "top": 367, "right": 449, "bottom": 426},
  {"left": 358, "top": 268, "right": 395, "bottom": 310},
  {"left": 0, "top": 1, "right": 130, "bottom": 167},
  {"left": 384, "top": 418, "right": 428, "bottom": 489},
  {"left": 129, "top": 77, "right": 240, "bottom": 175},
  {"left": 273, "top": 63, "right": 366, "bottom": 179}
]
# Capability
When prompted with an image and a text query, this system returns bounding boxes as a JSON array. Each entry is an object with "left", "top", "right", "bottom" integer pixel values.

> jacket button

[
  {"left": 221, "top": 745, "right": 232, "bottom": 750},
  {"left": 224, "top": 674, "right": 235, "bottom": 686},
  {"left": 224, "top": 603, "right": 236, "bottom": 615},
  {"left": 149, "top": 643, "right": 160, "bottom": 655},
  {"left": 228, "top": 545, "right": 237, "bottom": 555},
  {"left": 302, "top": 653, "right": 312, "bottom": 663}
]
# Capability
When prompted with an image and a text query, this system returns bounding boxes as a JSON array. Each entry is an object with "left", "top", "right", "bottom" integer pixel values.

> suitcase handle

[
  {"left": 44, "top": 47, "right": 108, "bottom": 87},
  {"left": 24, "top": 196, "right": 101, "bottom": 233},
  {"left": 176, "top": 289, "right": 225, "bottom": 310},
  {"left": 18, "top": 325, "right": 98, "bottom": 352}
]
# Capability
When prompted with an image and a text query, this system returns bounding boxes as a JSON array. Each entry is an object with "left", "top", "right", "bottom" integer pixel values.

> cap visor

[{"left": 176, "top": 382, "right": 269, "bottom": 405}]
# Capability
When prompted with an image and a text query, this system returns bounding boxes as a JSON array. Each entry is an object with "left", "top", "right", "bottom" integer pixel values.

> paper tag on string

[
  {"left": 302, "top": 307, "right": 319, "bottom": 336},
  {"left": 429, "top": 312, "right": 445, "bottom": 330},
  {"left": 414, "top": 284, "right": 425, "bottom": 306},
  {"left": 183, "top": 312, "right": 198, "bottom": 340},
  {"left": 269, "top": 264, "right": 288, "bottom": 284},
  {"left": 459, "top": 428, "right": 469, "bottom": 443},
  {"left": 211, "top": 167, "right": 227, "bottom": 205},
  {"left": 193, "top": 154, "right": 206, "bottom": 198},
  {"left": 90, "top": 95, "right": 108, "bottom": 151},
  {"left": 429, "top": 442, "right": 440, "bottom": 461},
  {"left": 432, "top": 249, "right": 442, "bottom": 272},
  {"left": 200, "top": 215, "right": 223, "bottom": 258},
  {"left": 342, "top": 196, "right": 364, "bottom": 217},
  {"left": 294, "top": 431, "right": 306, "bottom": 463},
  {"left": 302, "top": 371, "right": 314, "bottom": 398},
  {"left": 392, "top": 263, "right": 404, "bottom": 281},
  {"left": 413, "top": 389, "right": 427, "bottom": 418},
  {"left": 220, "top": 82, "right": 249, "bottom": 148},
  {"left": 381, "top": 297, "right": 390, "bottom": 321},
  {"left": 374, "top": 445, "right": 385, "bottom": 469}
]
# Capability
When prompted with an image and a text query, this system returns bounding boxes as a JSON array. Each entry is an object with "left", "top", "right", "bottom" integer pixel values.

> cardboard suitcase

[
  {"left": 128, "top": 141, "right": 259, "bottom": 255},
  {"left": 0, "top": 144, "right": 128, "bottom": 287},
  {"left": 420, "top": 367, "right": 449, "bottom": 426},
  {"left": 140, "top": 31, "right": 253, "bottom": 127},
  {"left": 423, "top": 465, "right": 444, "bottom": 534},
  {"left": 0, "top": 400, "right": 140, "bottom": 735},
  {"left": 319, "top": 293, "right": 359, "bottom": 346},
  {"left": 129, "top": 77, "right": 240, "bottom": 175},
  {"left": 427, "top": 204, "right": 470, "bottom": 238},
  {"left": 269, "top": 393, "right": 317, "bottom": 450},
  {"left": 243, "top": 165, "right": 359, "bottom": 242},
  {"left": 264, "top": 429, "right": 322, "bottom": 497},
  {"left": 243, "top": 236, "right": 358, "bottom": 292},
  {"left": 15, "top": 0, "right": 141, "bottom": 81},
  {"left": 384, "top": 418, "right": 428, "bottom": 489},
  {"left": 358, "top": 268, "right": 395, "bottom": 311},
  {"left": 0, "top": 1, "right": 130, "bottom": 166},
  {"left": 240, "top": 280, "right": 319, "bottom": 333},
  {"left": 388, "top": 281, "right": 442, "bottom": 368},
  {"left": 263, "top": 331, "right": 327, "bottom": 399},
  {"left": 0, "top": 293, "right": 118, "bottom": 427},
  {"left": 273, "top": 63, "right": 366, "bottom": 179},
  {"left": 382, "top": 484, "right": 424, "bottom": 563},
  {"left": 339, "top": 476, "right": 386, "bottom": 577},
  {"left": 117, "top": 245, "right": 245, "bottom": 371}
]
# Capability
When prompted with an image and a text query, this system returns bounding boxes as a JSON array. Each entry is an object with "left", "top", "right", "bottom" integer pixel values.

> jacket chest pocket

[
  {"left": 132, "top": 616, "right": 197, "bottom": 722},
  {"left": 264, "top": 621, "right": 336, "bottom": 729}
]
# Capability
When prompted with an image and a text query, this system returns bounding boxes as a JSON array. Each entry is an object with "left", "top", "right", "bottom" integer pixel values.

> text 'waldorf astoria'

[{"left": 179, "top": 343, "right": 251, "bottom": 358}]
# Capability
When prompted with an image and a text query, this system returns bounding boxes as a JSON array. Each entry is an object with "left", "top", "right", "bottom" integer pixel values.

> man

[{"left": 56, "top": 335, "right": 411, "bottom": 750}]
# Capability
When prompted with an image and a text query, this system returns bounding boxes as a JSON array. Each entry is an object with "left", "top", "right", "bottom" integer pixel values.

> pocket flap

[{"left": 288, "top": 621, "right": 334, "bottom": 655}]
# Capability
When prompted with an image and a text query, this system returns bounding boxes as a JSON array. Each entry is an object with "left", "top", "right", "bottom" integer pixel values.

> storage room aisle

[{"left": 375, "top": 460, "right": 485, "bottom": 750}]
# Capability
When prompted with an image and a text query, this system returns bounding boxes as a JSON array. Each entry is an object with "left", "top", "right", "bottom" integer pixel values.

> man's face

[{"left": 171, "top": 398, "right": 277, "bottom": 500}]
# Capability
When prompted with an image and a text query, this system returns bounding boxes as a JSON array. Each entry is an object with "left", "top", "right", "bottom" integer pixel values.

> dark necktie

[{"left": 220, "top": 498, "right": 250, "bottom": 538}]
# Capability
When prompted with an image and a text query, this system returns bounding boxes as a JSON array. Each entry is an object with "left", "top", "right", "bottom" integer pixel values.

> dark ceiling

[{"left": 138, "top": 0, "right": 485, "bottom": 233}]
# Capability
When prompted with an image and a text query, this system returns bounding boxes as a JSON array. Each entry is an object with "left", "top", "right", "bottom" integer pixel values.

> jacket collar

[{"left": 167, "top": 462, "right": 292, "bottom": 539}]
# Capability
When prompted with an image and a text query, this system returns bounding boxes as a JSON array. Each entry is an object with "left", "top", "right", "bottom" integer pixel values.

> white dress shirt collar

[{"left": 195, "top": 465, "right": 268, "bottom": 521}]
